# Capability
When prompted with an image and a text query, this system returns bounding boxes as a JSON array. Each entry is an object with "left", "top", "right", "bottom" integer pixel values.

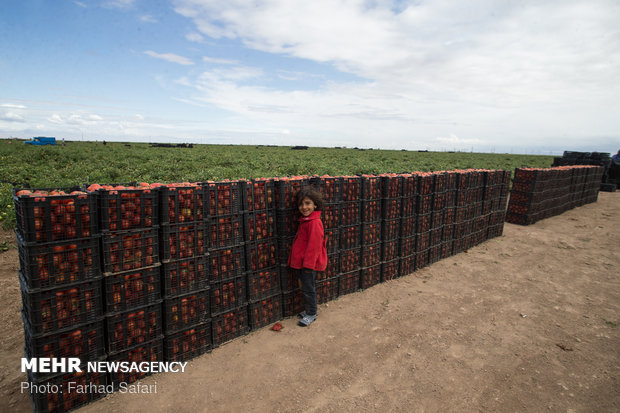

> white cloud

[
  {"left": 73, "top": 1, "right": 87, "bottom": 8},
  {"left": 202, "top": 56, "right": 237, "bottom": 65},
  {"left": 144, "top": 50, "right": 195, "bottom": 65},
  {"left": 103, "top": 0, "right": 136, "bottom": 9},
  {"left": 186, "top": 32, "right": 205, "bottom": 43},
  {"left": 1, "top": 103, "right": 27, "bottom": 109},
  {"left": 140, "top": 14, "right": 158, "bottom": 23},
  {"left": 0, "top": 111, "right": 26, "bottom": 122},
  {"left": 435, "top": 134, "right": 482, "bottom": 145},
  {"left": 171, "top": 0, "right": 620, "bottom": 150}
]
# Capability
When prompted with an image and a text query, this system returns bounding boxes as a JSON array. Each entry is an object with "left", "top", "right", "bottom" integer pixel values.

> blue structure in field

[{"left": 24, "top": 137, "right": 56, "bottom": 145}]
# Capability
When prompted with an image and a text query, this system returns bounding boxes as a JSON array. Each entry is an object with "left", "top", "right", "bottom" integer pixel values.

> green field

[{"left": 0, "top": 140, "right": 554, "bottom": 229}]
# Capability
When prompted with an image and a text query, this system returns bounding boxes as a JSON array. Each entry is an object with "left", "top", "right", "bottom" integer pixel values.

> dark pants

[{"left": 298, "top": 268, "right": 317, "bottom": 316}]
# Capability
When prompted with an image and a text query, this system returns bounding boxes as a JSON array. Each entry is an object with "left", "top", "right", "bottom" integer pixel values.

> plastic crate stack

[
  {"left": 204, "top": 180, "right": 248, "bottom": 347},
  {"left": 484, "top": 170, "right": 511, "bottom": 239},
  {"left": 159, "top": 183, "right": 211, "bottom": 362},
  {"left": 275, "top": 176, "right": 311, "bottom": 317},
  {"left": 398, "top": 174, "right": 418, "bottom": 277},
  {"left": 13, "top": 187, "right": 106, "bottom": 412},
  {"left": 335, "top": 176, "right": 363, "bottom": 296},
  {"left": 506, "top": 166, "right": 604, "bottom": 226},
  {"left": 242, "top": 178, "right": 282, "bottom": 330},
  {"left": 309, "top": 176, "right": 342, "bottom": 302},
  {"left": 93, "top": 183, "right": 163, "bottom": 388},
  {"left": 380, "top": 174, "right": 404, "bottom": 281},
  {"left": 360, "top": 175, "right": 383, "bottom": 289}
]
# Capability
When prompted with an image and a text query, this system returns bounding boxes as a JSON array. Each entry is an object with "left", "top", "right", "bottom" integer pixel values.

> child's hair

[{"left": 296, "top": 187, "right": 324, "bottom": 211}]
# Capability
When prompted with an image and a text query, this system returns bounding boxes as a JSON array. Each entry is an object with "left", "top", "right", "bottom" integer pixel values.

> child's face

[{"left": 299, "top": 197, "right": 316, "bottom": 217}]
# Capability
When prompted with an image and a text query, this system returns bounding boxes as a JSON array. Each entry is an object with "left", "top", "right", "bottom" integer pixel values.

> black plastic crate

[
  {"left": 340, "top": 224, "right": 361, "bottom": 249},
  {"left": 13, "top": 186, "right": 98, "bottom": 244},
  {"left": 276, "top": 236, "right": 294, "bottom": 263},
  {"left": 430, "top": 227, "right": 443, "bottom": 246},
  {"left": 247, "top": 266, "right": 280, "bottom": 301},
  {"left": 340, "top": 201, "right": 362, "bottom": 226},
  {"left": 381, "top": 239, "right": 399, "bottom": 262},
  {"left": 101, "top": 227, "right": 159, "bottom": 274},
  {"left": 249, "top": 293, "right": 282, "bottom": 329},
  {"left": 242, "top": 179, "right": 276, "bottom": 211},
  {"left": 382, "top": 197, "right": 402, "bottom": 220},
  {"left": 20, "top": 273, "right": 103, "bottom": 336},
  {"left": 316, "top": 277, "right": 339, "bottom": 304},
  {"left": 417, "top": 173, "right": 435, "bottom": 195},
  {"left": 274, "top": 177, "right": 311, "bottom": 209},
  {"left": 433, "top": 191, "right": 447, "bottom": 211},
  {"left": 401, "top": 215, "right": 416, "bottom": 238},
  {"left": 325, "top": 227, "right": 340, "bottom": 254},
  {"left": 161, "top": 223, "right": 208, "bottom": 261},
  {"left": 104, "top": 264, "right": 161, "bottom": 313},
  {"left": 279, "top": 265, "right": 300, "bottom": 292},
  {"left": 505, "top": 212, "right": 538, "bottom": 226},
  {"left": 381, "top": 175, "right": 403, "bottom": 198},
  {"left": 212, "top": 305, "right": 249, "bottom": 347},
  {"left": 381, "top": 218, "right": 401, "bottom": 241},
  {"left": 18, "top": 234, "right": 101, "bottom": 290},
  {"left": 360, "top": 265, "right": 382, "bottom": 289},
  {"left": 322, "top": 203, "right": 341, "bottom": 229},
  {"left": 163, "top": 255, "right": 210, "bottom": 298},
  {"left": 106, "top": 301, "right": 163, "bottom": 353},
  {"left": 163, "top": 290, "right": 210, "bottom": 335},
  {"left": 309, "top": 176, "right": 343, "bottom": 203},
  {"left": 361, "top": 175, "right": 382, "bottom": 200},
  {"left": 108, "top": 337, "right": 163, "bottom": 386},
  {"left": 402, "top": 174, "right": 419, "bottom": 197},
  {"left": 341, "top": 176, "right": 362, "bottom": 201},
  {"left": 211, "top": 276, "right": 247, "bottom": 315},
  {"left": 276, "top": 209, "right": 299, "bottom": 237},
  {"left": 400, "top": 254, "right": 416, "bottom": 276},
  {"left": 361, "top": 221, "right": 381, "bottom": 245},
  {"left": 381, "top": 258, "right": 400, "bottom": 281},
  {"left": 339, "top": 270, "right": 360, "bottom": 296},
  {"left": 27, "top": 367, "right": 108, "bottom": 413},
  {"left": 209, "top": 244, "right": 245, "bottom": 282},
  {"left": 361, "top": 199, "right": 382, "bottom": 222},
  {"left": 23, "top": 315, "right": 105, "bottom": 376},
  {"left": 159, "top": 183, "right": 208, "bottom": 224},
  {"left": 209, "top": 214, "right": 243, "bottom": 248},
  {"left": 96, "top": 185, "right": 159, "bottom": 231},
  {"left": 281, "top": 289, "right": 304, "bottom": 317},
  {"left": 415, "top": 231, "right": 430, "bottom": 251},
  {"left": 245, "top": 239, "right": 277, "bottom": 272},
  {"left": 416, "top": 249, "right": 429, "bottom": 269},
  {"left": 401, "top": 196, "right": 417, "bottom": 217},
  {"left": 416, "top": 213, "right": 431, "bottom": 233},
  {"left": 164, "top": 321, "right": 212, "bottom": 362},
  {"left": 441, "top": 240, "right": 454, "bottom": 259},
  {"left": 361, "top": 242, "right": 381, "bottom": 268},
  {"left": 204, "top": 180, "right": 243, "bottom": 216},
  {"left": 400, "top": 235, "right": 416, "bottom": 257},
  {"left": 431, "top": 210, "right": 444, "bottom": 229},
  {"left": 340, "top": 247, "right": 361, "bottom": 273},
  {"left": 244, "top": 209, "right": 276, "bottom": 241},
  {"left": 442, "top": 223, "right": 455, "bottom": 242},
  {"left": 418, "top": 194, "right": 433, "bottom": 214}
]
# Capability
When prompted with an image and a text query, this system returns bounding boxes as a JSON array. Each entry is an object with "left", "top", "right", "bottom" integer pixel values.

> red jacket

[{"left": 288, "top": 210, "right": 328, "bottom": 271}]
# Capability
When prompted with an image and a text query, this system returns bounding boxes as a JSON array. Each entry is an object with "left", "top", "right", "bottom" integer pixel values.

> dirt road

[{"left": 2, "top": 192, "right": 618, "bottom": 412}]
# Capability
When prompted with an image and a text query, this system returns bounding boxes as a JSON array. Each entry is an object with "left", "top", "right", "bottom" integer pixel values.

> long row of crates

[{"left": 11, "top": 169, "right": 521, "bottom": 412}]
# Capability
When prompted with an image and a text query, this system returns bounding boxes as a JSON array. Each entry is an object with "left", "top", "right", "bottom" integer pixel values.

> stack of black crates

[
  {"left": 381, "top": 175, "right": 403, "bottom": 280},
  {"left": 95, "top": 184, "right": 163, "bottom": 388},
  {"left": 159, "top": 184, "right": 211, "bottom": 362},
  {"left": 14, "top": 187, "right": 106, "bottom": 412},
  {"left": 242, "top": 179, "right": 282, "bottom": 331},
  {"left": 204, "top": 180, "right": 247, "bottom": 347}
]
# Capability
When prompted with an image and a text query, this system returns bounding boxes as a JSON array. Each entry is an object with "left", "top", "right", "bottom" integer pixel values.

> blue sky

[{"left": 1, "top": 0, "right": 619, "bottom": 154}]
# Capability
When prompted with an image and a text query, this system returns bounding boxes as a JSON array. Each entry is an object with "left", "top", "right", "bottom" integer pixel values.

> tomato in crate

[
  {"left": 400, "top": 254, "right": 416, "bottom": 276},
  {"left": 108, "top": 338, "right": 163, "bottom": 387},
  {"left": 164, "top": 321, "right": 212, "bottom": 362},
  {"left": 401, "top": 215, "right": 416, "bottom": 238},
  {"left": 249, "top": 293, "right": 282, "bottom": 329},
  {"left": 381, "top": 174, "right": 403, "bottom": 198},
  {"left": 244, "top": 210, "right": 276, "bottom": 241},
  {"left": 104, "top": 264, "right": 161, "bottom": 313},
  {"left": 13, "top": 186, "right": 97, "bottom": 243},
  {"left": 245, "top": 240, "right": 277, "bottom": 272},
  {"left": 400, "top": 235, "right": 416, "bottom": 257},
  {"left": 281, "top": 290, "right": 304, "bottom": 317},
  {"left": 320, "top": 252, "right": 340, "bottom": 280},
  {"left": 102, "top": 227, "right": 159, "bottom": 274},
  {"left": 209, "top": 215, "right": 243, "bottom": 248},
  {"left": 341, "top": 176, "right": 361, "bottom": 201},
  {"left": 381, "top": 218, "right": 400, "bottom": 240},
  {"left": 93, "top": 183, "right": 160, "bottom": 231},
  {"left": 205, "top": 180, "right": 242, "bottom": 216},
  {"left": 211, "top": 276, "right": 247, "bottom": 314},
  {"left": 106, "top": 301, "right": 163, "bottom": 353},
  {"left": 243, "top": 179, "right": 275, "bottom": 211},
  {"left": 341, "top": 201, "right": 361, "bottom": 226},
  {"left": 163, "top": 290, "right": 209, "bottom": 334},
  {"left": 18, "top": 235, "right": 100, "bottom": 290},
  {"left": 274, "top": 176, "right": 311, "bottom": 209},
  {"left": 361, "top": 175, "right": 382, "bottom": 200},
  {"left": 160, "top": 183, "right": 207, "bottom": 224},
  {"left": 324, "top": 227, "right": 339, "bottom": 254},
  {"left": 360, "top": 264, "right": 382, "bottom": 289},
  {"left": 20, "top": 273, "right": 102, "bottom": 335},
  {"left": 361, "top": 222, "right": 381, "bottom": 245},
  {"left": 212, "top": 306, "right": 248, "bottom": 347},
  {"left": 416, "top": 213, "right": 431, "bottom": 233},
  {"left": 382, "top": 198, "right": 401, "bottom": 220},
  {"left": 381, "top": 258, "right": 400, "bottom": 281},
  {"left": 339, "top": 270, "right": 360, "bottom": 296},
  {"left": 361, "top": 199, "right": 381, "bottom": 222},
  {"left": 340, "top": 247, "right": 360, "bottom": 273},
  {"left": 381, "top": 239, "right": 399, "bottom": 262},
  {"left": 361, "top": 243, "right": 381, "bottom": 268},
  {"left": 339, "top": 225, "right": 361, "bottom": 249},
  {"left": 316, "top": 277, "right": 338, "bottom": 304},
  {"left": 322, "top": 203, "right": 340, "bottom": 229},
  {"left": 247, "top": 267, "right": 280, "bottom": 301},
  {"left": 309, "top": 176, "right": 342, "bottom": 203},
  {"left": 163, "top": 256, "right": 209, "bottom": 298},
  {"left": 162, "top": 223, "right": 207, "bottom": 261}
]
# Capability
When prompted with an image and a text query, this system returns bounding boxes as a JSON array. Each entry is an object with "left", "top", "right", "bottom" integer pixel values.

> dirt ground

[{"left": 1, "top": 192, "right": 618, "bottom": 413}]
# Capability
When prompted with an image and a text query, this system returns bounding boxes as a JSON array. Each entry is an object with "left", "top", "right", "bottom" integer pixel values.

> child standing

[{"left": 288, "top": 187, "right": 328, "bottom": 327}]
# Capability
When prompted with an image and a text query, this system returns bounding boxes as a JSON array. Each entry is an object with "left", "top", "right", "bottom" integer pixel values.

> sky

[{"left": 1, "top": 0, "right": 619, "bottom": 154}]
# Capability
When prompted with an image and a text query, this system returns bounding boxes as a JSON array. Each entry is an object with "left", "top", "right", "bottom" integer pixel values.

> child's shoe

[{"left": 298, "top": 314, "right": 317, "bottom": 327}]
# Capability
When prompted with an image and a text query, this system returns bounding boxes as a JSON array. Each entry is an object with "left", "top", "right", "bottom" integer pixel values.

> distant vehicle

[{"left": 24, "top": 137, "right": 56, "bottom": 145}]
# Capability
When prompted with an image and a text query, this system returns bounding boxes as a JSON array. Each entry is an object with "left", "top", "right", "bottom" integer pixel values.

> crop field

[{"left": 0, "top": 140, "right": 553, "bottom": 229}]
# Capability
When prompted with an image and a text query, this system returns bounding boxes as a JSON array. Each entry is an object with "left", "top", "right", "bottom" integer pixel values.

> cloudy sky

[{"left": 1, "top": 0, "right": 619, "bottom": 153}]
